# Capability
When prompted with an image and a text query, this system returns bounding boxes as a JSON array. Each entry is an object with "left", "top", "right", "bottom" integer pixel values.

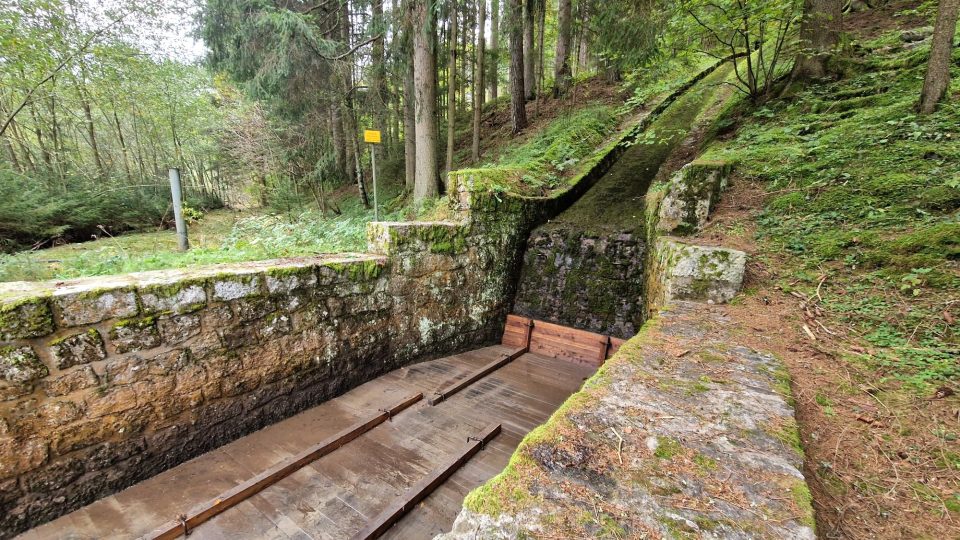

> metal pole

[
  {"left": 371, "top": 146, "right": 379, "bottom": 222},
  {"left": 168, "top": 168, "right": 189, "bottom": 251}
]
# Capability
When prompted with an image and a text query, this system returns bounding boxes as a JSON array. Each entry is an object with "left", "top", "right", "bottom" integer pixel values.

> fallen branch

[{"left": 610, "top": 428, "right": 624, "bottom": 465}]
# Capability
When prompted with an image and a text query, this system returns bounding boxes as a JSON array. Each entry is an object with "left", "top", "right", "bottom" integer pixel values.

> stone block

[
  {"left": 110, "top": 318, "right": 161, "bottom": 354},
  {"left": 49, "top": 330, "right": 107, "bottom": 370},
  {"left": 211, "top": 274, "right": 263, "bottom": 302},
  {"left": 261, "top": 312, "right": 293, "bottom": 339},
  {"left": 139, "top": 281, "right": 207, "bottom": 315},
  {"left": 23, "top": 456, "right": 84, "bottom": 494},
  {"left": 103, "top": 355, "right": 150, "bottom": 386},
  {"left": 157, "top": 313, "right": 201, "bottom": 345},
  {"left": 84, "top": 386, "right": 138, "bottom": 418},
  {"left": 657, "top": 161, "right": 731, "bottom": 236},
  {"left": 0, "top": 298, "right": 55, "bottom": 341},
  {"left": 0, "top": 346, "right": 48, "bottom": 384},
  {"left": 265, "top": 266, "right": 317, "bottom": 296},
  {"left": 233, "top": 296, "right": 275, "bottom": 322},
  {"left": 40, "top": 365, "right": 100, "bottom": 397},
  {"left": 53, "top": 288, "right": 138, "bottom": 327},
  {"left": 655, "top": 239, "right": 746, "bottom": 304},
  {"left": 0, "top": 437, "right": 48, "bottom": 480}
]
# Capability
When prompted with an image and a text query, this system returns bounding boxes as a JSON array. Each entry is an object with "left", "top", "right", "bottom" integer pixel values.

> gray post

[
  {"left": 371, "top": 146, "right": 379, "bottom": 222},
  {"left": 168, "top": 168, "right": 189, "bottom": 251}
]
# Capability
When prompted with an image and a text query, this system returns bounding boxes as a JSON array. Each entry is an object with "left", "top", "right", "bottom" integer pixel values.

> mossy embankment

[
  {"left": 693, "top": 6, "right": 960, "bottom": 537},
  {"left": 547, "top": 63, "right": 735, "bottom": 236},
  {"left": 513, "top": 62, "right": 737, "bottom": 337}
]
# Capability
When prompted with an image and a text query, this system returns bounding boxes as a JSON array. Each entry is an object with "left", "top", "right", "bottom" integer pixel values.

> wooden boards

[
  {"left": 503, "top": 314, "right": 629, "bottom": 367},
  {"left": 427, "top": 348, "right": 526, "bottom": 406},
  {"left": 142, "top": 393, "right": 424, "bottom": 540},
  {"left": 349, "top": 423, "right": 503, "bottom": 540},
  {"left": 501, "top": 314, "right": 533, "bottom": 348}
]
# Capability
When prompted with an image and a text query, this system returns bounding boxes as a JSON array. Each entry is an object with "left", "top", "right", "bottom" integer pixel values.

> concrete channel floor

[{"left": 20, "top": 345, "right": 595, "bottom": 540}]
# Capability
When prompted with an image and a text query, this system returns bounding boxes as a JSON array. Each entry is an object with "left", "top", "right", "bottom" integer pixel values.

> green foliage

[
  {"left": 671, "top": 0, "right": 802, "bottom": 101},
  {"left": 705, "top": 33, "right": 960, "bottom": 393},
  {"left": 0, "top": 195, "right": 402, "bottom": 282},
  {"left": 481, "top": 105, "right": 619, "bottom": 195},
  {"left": 587, "top": 0, "right": 665, "bottom": 72},
  {"left": 621, "top": 54, "right": 717, "bottom": 113},
  {"left": 0, "top": 0, "right": 233, "bottom": 249},
  {"left": 0, "top": 168, "right": 221, "bottom": 252}
]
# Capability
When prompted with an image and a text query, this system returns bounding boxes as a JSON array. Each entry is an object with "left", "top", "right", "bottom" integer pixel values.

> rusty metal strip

[
  {"left": 142, "top": 392, "right": 424, "bottom": 540},
  {"left": 349, "top": 423, "right": 502, "bottom": 540},
  {"left": 428, "top": 348, "right": 526, "bottom": 406}
]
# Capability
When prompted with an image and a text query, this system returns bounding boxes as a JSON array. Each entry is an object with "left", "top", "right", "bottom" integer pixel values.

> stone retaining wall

[
  {"left": 0, "top": 256, "right": 401, "bottom": 535},
  {"left": 0, "top": 179, "right": 547, "bottom": 537}
]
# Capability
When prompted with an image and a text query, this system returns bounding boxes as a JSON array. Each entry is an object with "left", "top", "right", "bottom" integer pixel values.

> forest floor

[{"left": 692, "top": 2, "right": 959, "bottom": 537}]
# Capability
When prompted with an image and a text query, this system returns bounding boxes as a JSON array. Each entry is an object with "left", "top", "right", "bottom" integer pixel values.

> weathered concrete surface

[
  {"left": 653, "top": 239, "right": 747, "bottom": 305},
  {"left": 439, "top": 302, "right": 815, "bottom": 539},
  {"left": 657, "top": 161, "right": 732, "bottom": 236}
]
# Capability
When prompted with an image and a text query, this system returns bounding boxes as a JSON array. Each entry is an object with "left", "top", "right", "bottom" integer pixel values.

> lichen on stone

[
  {"left": 0, "top": 345, "right": 49, "bottom": 384},
  {"left": 0, "top": 296, "right": 55, "bottom": 340}
]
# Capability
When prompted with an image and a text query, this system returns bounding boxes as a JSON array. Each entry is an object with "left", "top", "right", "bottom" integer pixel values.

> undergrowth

[
  {"left": 474, "top": 105, "right": 620, "bottom": 196},
  {"left": 704, "top": 29, "right": 960, "bottom": 393},
  {"left": 0, "top": 193, "right": 404, "bottom": 282}
]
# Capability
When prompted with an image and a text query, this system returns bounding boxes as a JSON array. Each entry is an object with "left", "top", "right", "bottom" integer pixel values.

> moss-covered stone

[
  {"left": 110, "top": 317, "right": 161, "bottom": 354},
  {"left": 211, "top": 273, "right": 263, "bottom": 302},
  {"left": 0, "top": 297, "right": 55, "bottom": 340},
  {"left": 653, "top": 239, "right": 746, "bottom": 305},
  {"left": 0, "top": 345, "right": 48, "bottom": 383},
  {"left": 54, "top": 287, "right": 138, "bottom": 327},
  {"left": 323, "top": 259, "right": 385, "bottom": 282},
  {"left": 139, "top": 280, "right": 207, "bottom": 315},
  {"left": 50, "top": 329, "right": 107, "bottom": 369}
]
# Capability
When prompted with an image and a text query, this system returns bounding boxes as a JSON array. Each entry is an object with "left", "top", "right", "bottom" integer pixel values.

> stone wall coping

[{"left": 0, "top": 253, "right": 383, "bottom": 305}]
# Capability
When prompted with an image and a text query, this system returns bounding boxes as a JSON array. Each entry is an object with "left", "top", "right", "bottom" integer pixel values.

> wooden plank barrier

[
  {"left": 349, "top": 423, "right": 503, "bottom": 540},
  {"left": 504, "top": 314, "right": 626, "bottom": 367},
  {"left": 142, "top": 393, "right": 424, "bottom": 540}
]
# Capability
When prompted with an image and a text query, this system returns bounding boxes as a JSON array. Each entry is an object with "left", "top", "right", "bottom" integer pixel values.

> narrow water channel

[{"left": 513, "top": 65, "right": 733, "bottom": 338}]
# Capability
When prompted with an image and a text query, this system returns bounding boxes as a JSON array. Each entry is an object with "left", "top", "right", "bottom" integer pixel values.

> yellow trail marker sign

[{"left": 364, "top": 130, "right": 382, "bottom": 144}]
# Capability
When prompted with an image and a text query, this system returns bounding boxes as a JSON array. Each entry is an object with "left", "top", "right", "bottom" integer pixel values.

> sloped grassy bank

[{"left": 694, "top": 22, "right": 960, "bottom": 537}]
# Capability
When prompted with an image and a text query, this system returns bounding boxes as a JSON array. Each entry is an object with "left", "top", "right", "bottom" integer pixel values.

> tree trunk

[
  {"left": 459, "top": 7, "right": 469, "bottom": 114},
  {"left": 2, "top": 134, "right": 20, "bottom": 172},
  {"left": 919, "top": 0, "right": 959, "bottom": 114},
  {"left": 473, "top": 0, "right": 486, "bottom": 161},
  {"left": 403, "top": 0, "right": 417, "bottom": 192},
  {"left": 508, "top": 0, "right": 528, "bottom": 132},
  {"left": 535, "top": 0, "right": 545, "bottom": 109},
  {"left": 522, "top": 0, "right": 536, "bottom": 99},
  {"left": 412, "top": 0, "right": 439, "bottom": 202},
  {"left": 446, "top": 0, "right": 458, "bottom": 175},
  {"left": 792, "top": 0, "right": 842, "bottom": 81},
  {"left": 112, "top": 106, "right": 133, "bottom": 183},
  {"left": 490, "top": 0, "right": 500, "bottom": 101},
  {"left": 575, "top": 1, "right": 589, "bottom": 76},
  {"left": 372, "top": 0, "right": 388, "bottom": 134},
  {"left": 553, "top": 0, "right": 573, "bottom": 96}
]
